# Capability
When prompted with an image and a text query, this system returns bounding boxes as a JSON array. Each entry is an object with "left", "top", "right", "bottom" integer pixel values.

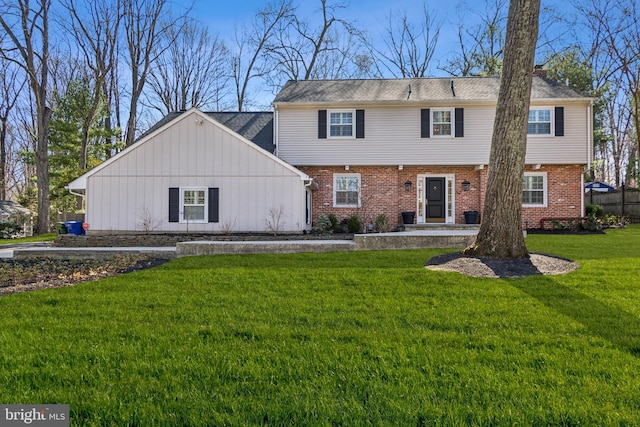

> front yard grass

[
  {"left": 0, "top": 233, "right": 56, "bottom": 245},
  {"left": 1, "top": 227, "right": 639, "bottom": 425}
]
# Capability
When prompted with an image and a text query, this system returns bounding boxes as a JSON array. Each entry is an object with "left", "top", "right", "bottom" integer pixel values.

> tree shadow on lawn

[{"left": 510, "top": 278, "right": 640, "bottom": 358}]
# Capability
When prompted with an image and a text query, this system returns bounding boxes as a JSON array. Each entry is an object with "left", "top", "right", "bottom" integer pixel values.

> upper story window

[
  {"left": 334, "top": 173, "right": 360, "bottom": 207},
  {"left": 432, "top": 109, "right": 453, "bottom": 137},
  {"left": 329, "top": 110, "right": 354, "bottom": 138},
  {"left": 528, "top": 108, "right": 552, "bottom": 135},
  {"left": 421, "top": 108, "right": 463, "bottom": 138},
  {"left": 522, "top": 173, "right": 547, "bottom": 207}
]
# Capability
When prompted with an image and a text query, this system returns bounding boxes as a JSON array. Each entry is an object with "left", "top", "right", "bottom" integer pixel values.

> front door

[{"left": 425, "top": 177, "right": 446, "bottom": 223}]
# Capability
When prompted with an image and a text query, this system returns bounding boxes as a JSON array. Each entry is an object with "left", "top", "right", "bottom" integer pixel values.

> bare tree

[
  {"left": 0, "top": 0, "right": 53, "bottom": 233},
  {"left": 265, "top": 0, "right": 363, "bottom": 83},
  {"left": 576, "top": 0, "right": 640, "bottom": 186},
  {"left": 232, "top": 0, "right": 295, "bottom": 111},
  {"left": 365, "top": 4, "right": 441, "bottom": 78},
  {"left": 61, "top": 0, "right": 123, "bottom": 169},
  {"left": 146, "top": 18, "right": 232, "bottom": 115},
  {"left": 442, "top": 0, "right": 508, "bottom": 77},
  {"left": 464, "top": 0, "right": 540, "bottom": 259},
  {"left": 122, "top": 0, "right": 184, "bottom": 146},
  {"left": 0, "top": 59, "right": 26, "bottom": 200}
]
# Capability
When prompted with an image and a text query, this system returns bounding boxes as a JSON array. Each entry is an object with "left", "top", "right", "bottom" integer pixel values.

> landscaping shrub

[
  {"left": 0, "top": 221, "right": 22, "bottom": 239},
  {"left": 313, "top": 215, "right": 334, "bottom": 236},
  {"left": 586, "top": 204, "right": 605, "bottom": 219},
  {"left": 347, "top": 214, "right": 362, "bottom": 233},
  {"left": 327, "top": 214, "right": 339, "bottom": 232},
  {"left": 374, "top": 213, "right": 390, "bottom": 232}
]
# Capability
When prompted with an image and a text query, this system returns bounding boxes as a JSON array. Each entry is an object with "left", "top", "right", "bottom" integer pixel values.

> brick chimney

[{"left": 533, "top": 65, "right": 547, "bottom": 78}]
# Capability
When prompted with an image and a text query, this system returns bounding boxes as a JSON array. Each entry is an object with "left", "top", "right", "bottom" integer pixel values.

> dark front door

[{"left": 425, "top": 178, "right": 446, "bottom": 223}]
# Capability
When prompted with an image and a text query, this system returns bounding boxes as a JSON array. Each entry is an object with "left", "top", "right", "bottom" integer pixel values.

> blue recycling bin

[{"left": 64, "top": 221, "right": 85, "bottom": 235}]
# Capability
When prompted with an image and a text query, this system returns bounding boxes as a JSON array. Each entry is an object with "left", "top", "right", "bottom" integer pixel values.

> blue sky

[
  {"left": 189, "top": 0, "right": 577, "bottom": 75},
  {"left": 191, "top": 0, "right": 470, "bottom": 53}
]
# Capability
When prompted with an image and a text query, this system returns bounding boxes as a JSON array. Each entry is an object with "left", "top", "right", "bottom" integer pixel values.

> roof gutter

[{"left": 66, "top": 187, "right": 85, "bottom": 199}]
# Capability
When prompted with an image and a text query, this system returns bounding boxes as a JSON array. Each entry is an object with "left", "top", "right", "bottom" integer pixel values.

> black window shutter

[
  {"left": 455, "top": 108, "right": 464, "bottom": 138},
  {"left": 421, "top": 109, "right": 430, "bottom": 138},
  {"left": 318, "top": 110, "right": 327, "bottom": 139},
  {"left": 554, "top": 107, "right": 564, "bottom": 136},
  {"left": 208, "top": 188, "right": 219, "bottom": 223},
  {"left": 169, "top": 188, "right": 179, "bottom": 222},
  {"left": 356, "top": 109, "right": 365, "bottom": 138}
]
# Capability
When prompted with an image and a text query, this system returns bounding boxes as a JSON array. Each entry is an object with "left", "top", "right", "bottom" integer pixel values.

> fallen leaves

[{"left": 0, "top": 255, "right": 169, "bottom": 296}]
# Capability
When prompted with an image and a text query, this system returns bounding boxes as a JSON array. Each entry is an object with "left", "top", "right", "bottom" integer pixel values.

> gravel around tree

[{"left": 426, "top": 252, "right": 579, "bottom": 278}]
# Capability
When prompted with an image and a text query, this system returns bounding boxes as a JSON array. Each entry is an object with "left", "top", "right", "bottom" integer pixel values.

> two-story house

[
  {"left": 68, "top": 75, "right": 593, "bottom": 234},
  {"left": 273, "top": 76, "right": 594, "bottom": 229}
]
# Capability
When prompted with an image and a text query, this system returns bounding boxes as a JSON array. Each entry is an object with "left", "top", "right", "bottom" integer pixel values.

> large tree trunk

[{"left": 464, "top": 0, "right": 540, "bottom": 259}]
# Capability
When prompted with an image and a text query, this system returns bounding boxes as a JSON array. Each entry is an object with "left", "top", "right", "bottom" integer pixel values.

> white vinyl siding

[
  {"left": 84, "top": 111, "right": 308, "bottom": 233},
  {"left": 276, "top": 103, "right": 590, "bottom": 166},
  {"left": 334, "top": 174, "right": 360, "bottom": 207},
  {"left": 523, "top": 173, "right": 547, "bottom": 207}
]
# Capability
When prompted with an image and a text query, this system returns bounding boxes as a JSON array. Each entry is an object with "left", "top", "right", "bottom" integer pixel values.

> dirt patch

[
  {"left": 425, "top": 252, "right": 579, "bottom": 278},
  {"left": 0, "top": 255, "right": 169, "bottom": 296}
]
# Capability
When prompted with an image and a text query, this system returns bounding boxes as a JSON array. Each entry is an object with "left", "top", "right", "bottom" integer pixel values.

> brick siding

[{"left": 299, "top": 164, "right": 584, "bottom": 229}]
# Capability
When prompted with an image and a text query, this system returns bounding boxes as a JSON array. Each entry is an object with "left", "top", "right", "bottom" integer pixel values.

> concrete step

[{"left": 404, "top": 224, "right": 480, "bottom": 231}]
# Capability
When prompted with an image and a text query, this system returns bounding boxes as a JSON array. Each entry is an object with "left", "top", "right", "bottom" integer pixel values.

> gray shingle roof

[
  {"left": 205, "top": 112, "right": 274, "bottom": 153},
  {"left": 272, "top": 76, "right": 591, "bottom": 105},
  {"left": 139, "top": 111, "right": 274, "bottom": 153}
]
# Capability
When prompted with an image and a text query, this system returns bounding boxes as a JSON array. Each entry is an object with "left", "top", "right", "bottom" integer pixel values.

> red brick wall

[{"left": 299, "top": 164, "right": 584, "bottom": 229}]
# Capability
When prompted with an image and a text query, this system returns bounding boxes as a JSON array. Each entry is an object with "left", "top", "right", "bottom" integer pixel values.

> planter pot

[
  {"left": 401, "top": 211, "right": 416, "bottom": 224},
  {"left": 464, "top": 210, "right": 479, "bottom": 224}
]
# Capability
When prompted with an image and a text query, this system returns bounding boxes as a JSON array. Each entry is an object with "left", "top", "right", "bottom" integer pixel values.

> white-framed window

[
  {"left": 181, "top": 188, "right": 208, "bottom": 222},
  {"left": 334, "top": 174, "right": 360, "bottom": 207},
  {"left": 528, "top": 108, "right": 552, "bottom": 135},
  {"left": 432, "top": 108, "right": 453, "bottom": 137},
  {"left": 522, "top": 173, "right": 547, "bottom": 207},
  {"left": 328, "top": 110, "right": 355, "bottom": 138}
]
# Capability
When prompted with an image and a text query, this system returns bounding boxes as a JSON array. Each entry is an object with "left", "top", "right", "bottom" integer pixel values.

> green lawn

[
  {"left": 1, "top": 227, "right": 640, "bottom": 425},
  {"left": 0, "top": 233, "right": 57, "bottom": 245}
]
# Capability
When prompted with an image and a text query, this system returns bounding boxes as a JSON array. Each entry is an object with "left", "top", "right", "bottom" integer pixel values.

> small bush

[
  {"left": 0, "top": 221, "right": 22, "bottom": 239},
  {"left": 586, "top": 204, "right": 605, "bottom": 219},
  {"left": 313, "top": 215, "right": 334, "bottom": 236},
  {"left": 347, "top": 214, "right": 363, "bottom": 233},
  {"left": 582, "top": 212, "right": 603, "bottom": 231},
  {"left": 327, "top": 214, "right": 339, "bottom": 232},
  {"left": 374, "top": 213, "right": 391, "bottom": 233}
]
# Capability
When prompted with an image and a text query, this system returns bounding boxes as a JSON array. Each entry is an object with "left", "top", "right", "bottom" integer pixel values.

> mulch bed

[{"left": 0, "top": 255, "right": 169, "bottom": 296}]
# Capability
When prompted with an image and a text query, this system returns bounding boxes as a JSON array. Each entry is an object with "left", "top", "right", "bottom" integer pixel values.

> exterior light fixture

[
  {"left": 462, "top": 180, "right": 471, "bottom": 191},
  {"left": 404, "top": 180, "right": 412, "bottom": 191}
]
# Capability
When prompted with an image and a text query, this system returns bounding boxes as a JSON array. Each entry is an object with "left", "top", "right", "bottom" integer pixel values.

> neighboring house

[
  {"left": 67, "top": 110, "right": 311, "bottom": 234},
  {"left": 69, "top": 74, "right": 594, "bottom": 234},
  {"left": 585, "top": 181, "right": 614, "bottom": 193},
  {"left": 273, "top": 76, "right": 595, "bottom": 228}
]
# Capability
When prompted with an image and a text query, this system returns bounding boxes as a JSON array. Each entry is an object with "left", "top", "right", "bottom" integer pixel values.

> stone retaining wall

[{"left": 54, "top": 233, "right": 353, "bottom": 248}]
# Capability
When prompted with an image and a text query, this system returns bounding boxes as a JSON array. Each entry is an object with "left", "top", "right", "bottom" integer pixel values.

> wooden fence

[{"left": 590, "top": 186, "right": 640, "bottom": 222}]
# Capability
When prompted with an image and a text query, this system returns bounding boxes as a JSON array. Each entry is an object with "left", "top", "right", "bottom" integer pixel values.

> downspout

[
  {"left": 583, "top": 100, "right": 594, "bottom": 215},
  {"left": 273, "top": 104, "right": 279, "bottom": 157}
]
